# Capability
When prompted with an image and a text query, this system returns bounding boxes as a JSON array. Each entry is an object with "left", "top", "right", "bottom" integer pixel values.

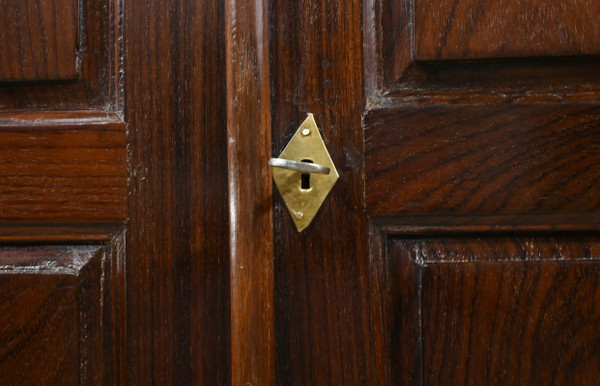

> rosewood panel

[
  {"left": 0, "top": 239, "right": 125, "bottom": 384},
  {"left": 383, "top": 234, "right": 600, "bottom": 385},
  {"left": 365, "top": 104, "right": 600, "bottom": 217},
  {"left": 0, "top": 111, "right": 127, "bottom": 224},
  {"left": 414, "top": 0, "right": 600, "bottom": 60},
  {"left": 0, "top": 0, "right": 79, "bottom": 81}
]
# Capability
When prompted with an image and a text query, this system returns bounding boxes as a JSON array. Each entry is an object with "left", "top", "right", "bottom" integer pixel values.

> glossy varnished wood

[
  {"left": 384, "top": 235, "right": 600, "bottom": 385},
  {"left": 4, "top": 0, "right": 600, "bottom": 383},
  {"left": 0, "top": 0, "right": 120, "bottom": 110},
  {"left": 368, "top": 0, "right": 600, "bottom": 94},
  {"left": 2, "top": 0, "right": 230, "bottom": 384},
  {"left": 124, "top": 0, "right": 230, "bottom": 384},
  {"left": 415, "top": 0, "right": 600, "bottom": 60},
  {"left": 0, "top": 236, "right": 125, "bottom": 384},
  {"left": 0, "top": 222, "right": 124, "bottom": 243},
  {"left": 0, "top": 246, "right": 93, "bottom": 385},
  {"left": 365, "top": 104, "right": 600, "bottom": 217},
  {"left": 226, "top": 0, "right": 274, "bottom": 385},
  {"left": 270, "top": 0, "right": 372, "bottom": 384},
  {"left": 0, "top": 0, "right": 127, "bottom": 382},
  {"left": 365, "top": 0, "right": 600, "bottom": 385},
  {"left": 0, "top": 111, "right": 126, "bottom": 224},
  {"left": 0, "top": 0, "right": 78, "bottom": 81}
]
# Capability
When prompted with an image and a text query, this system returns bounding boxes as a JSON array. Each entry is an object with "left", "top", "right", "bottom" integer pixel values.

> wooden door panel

[
  {"left": 0, "top": 0, "right": 79, "bottom": 81},
  {"left": 373, "top": 0, "right": 600, "bottom": 92},
  {"left": 0, "top": 0, "right": 120, "bottom": 110},
  {"left": 364, "top": 0, "right": 600, "bottom": 385},
  {"left": 269, "top": 0, "right": 372, "bottom": 384},
  {"left": 414, "top": 0, "right": 600, "bottom": 60},
  {"left": 0, "top": 240, "right": 125, "bottom": 384},
  {"left": 0, "top": 112, "right": 126, "bottom": 223},
  {"left": 1, "top": 0, "right": 234, "bottom": 384},
  {"left": 365, "top": 104, "right": 600, "bottom": 216},
  {"left": 382, "top": 235, "right": 600, "bottom": 385},
  {"left": 0, "top": 0, "right": 127, "bottom": 383}
]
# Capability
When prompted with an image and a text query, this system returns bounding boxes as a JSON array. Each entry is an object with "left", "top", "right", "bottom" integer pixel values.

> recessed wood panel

[
  {"left": 0, "top": 0, "right": 120, "bottom": 111},
  {"left": 414, "top": 0, "right": 600, "bottom": 60},
  {"left": 369, "top": 0, "right": 600, "bottom": 93},
  {"left": 386, "top": 235, "right": 600, "bottom": 385},
  {"left": 0, "top": 0, "right": 79, "bottom": 81},
  {"left": 365, "top": 104, "right": 600, "bottom": 217},
  {"left": 0, "top": 245, "right": 102, "bottom": 384},
  {"left": 0, "top": 111, "right": 127, "bottom": 223}
]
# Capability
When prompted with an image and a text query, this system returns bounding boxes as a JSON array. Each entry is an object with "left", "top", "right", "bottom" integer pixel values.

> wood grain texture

[
  {"left": 366, "top": 2, "right": 600, "bottom": 385},
  {"left": 367, "top": 0, "right": 600, "bottom": 96},
  {"left": 385, "top": 235, "right": 600, "bottom": 385},
  {"left": 0, "top": 0, "right": 79, "bottom": 81},
  {"left": 415, "top": 0, "right": 600, "bottom": 60},
  {"left": 0, "top": 238, "right": 125, "bottom": 385},
  {"left": 226, "top": 0, "right": 274, "bottom": 384},
  {"left": 0, "top": 222, "right": 124, "bottom": 243},
  {"left": 365, "top": 104, "right": 600, "bottom": 217},
  {"left": 270, "top": 0, "right": 373, "bottom": 384},
  {"left": 0, "top": 111, "right": 127, "bottom": 223},
  {"left": 0, "top": 0, "right": 120, "bottom": 111},
  {"left": 124, "top": 0, "right": 230, "bottom": 384}
]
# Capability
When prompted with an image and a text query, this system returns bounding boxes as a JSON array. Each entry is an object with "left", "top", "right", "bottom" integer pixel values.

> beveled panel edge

[
  {"left": 0, "top": 222, "right": 126, "bottom": 244},
  {"left": 367, "top": 217, "right": 600, "bottom": 385},
  {"left": 364, "top": 0, "right": 600, "bottom": 107},
  {"left": 0, "top": 110, "right": 124, "bottom": 126},
  {"left": 0, "top": 0, "right": 123, "bottom": 113},
  {"left": 371, "top": 213, "right": 600, "bottom": 235},
  {"left": 413, "top": 0, "right": 600, "bottom": 61},
  {"left": 0, "top": 243, "right": 103, "bottom": 274},
  {"left": 368, "top": 220, "right": 422, "bottom": 386},
  {"left": 0, "top": 230, "right": 127, "bottom": 384}
]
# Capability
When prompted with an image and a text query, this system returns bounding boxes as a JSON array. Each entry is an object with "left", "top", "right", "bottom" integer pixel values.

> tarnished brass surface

[{"left": 271, "top": 114, "right": 339, "bottom": 232}]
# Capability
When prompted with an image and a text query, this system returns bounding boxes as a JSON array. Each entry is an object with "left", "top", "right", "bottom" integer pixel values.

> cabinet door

[
  {"left": 0, "top": 1, "right": 127, "bottom": 383},
  {"left": 231, "top": 0, "right": 600, "bottom": 384},
  {"left": 363, "top": 1, "right": 600, "bottom": 382},
  {"left": 0, "top": 0, "right": 230, "bottom": 384}
]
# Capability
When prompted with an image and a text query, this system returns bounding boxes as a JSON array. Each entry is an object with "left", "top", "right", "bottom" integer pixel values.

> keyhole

[{"left": 301, "top": 159, "right": 313, "bottom": 190}]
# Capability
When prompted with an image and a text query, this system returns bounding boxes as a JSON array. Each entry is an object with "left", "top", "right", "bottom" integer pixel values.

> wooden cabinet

[
  {"left": 1, "top": 0, "right": 599, "bottom": 384},
  {"left": 267, "top": 0, "right": 600, "bottom": 384}
]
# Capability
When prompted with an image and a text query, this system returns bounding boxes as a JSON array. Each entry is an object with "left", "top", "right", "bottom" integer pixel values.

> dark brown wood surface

[
  {"left": 124, "top": 0, "right": 230, "bottom": 384},
  {"left": 370, "top": 0, "right": 600, "bottom": 93},
  {"left": 270, "top": 0, "right": 372, "bottom": 384},
  {"left": 3, "top": 0, "right": 600, "bottom": 384},
  {"left": 0, "top": 0, "right": 119, "bottom": 111},
  {"left": 364, "top": 0, "right": 600, "bottom": 384},
  {"left": 415, "top": 0, "right": 600, "bottom": 60},
  {"left": 385, "top": 235, "right": 600, "bottom": 385},
  {"left": 0, "top": 0, "right": 79, "bottom": 81},
  {"left": 0, "top": 0, "right": 127, "bottom": 382},
  {"left": 365, "top": 104, "right": 600, "bottom": 216},
  {"left": 0, "top": 111, "right": 126, "bottom": 224},
  {"left": 0, "top": 237, "right": 125, "bottom": 385},
  {"left": 226, "top": 1, "right": 275, "bottom": 385},
  {"left": 2, "top": 0, "right": 231, "bottom": 383}
]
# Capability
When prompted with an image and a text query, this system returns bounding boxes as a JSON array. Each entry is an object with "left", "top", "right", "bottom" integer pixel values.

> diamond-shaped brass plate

[{"left": 272, "top": 114, "right": 339, "bottom": 232}]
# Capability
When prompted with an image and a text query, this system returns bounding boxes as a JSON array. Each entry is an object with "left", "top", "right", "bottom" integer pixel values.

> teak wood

[{"left": 1, "top": 0, "right": 600, "bottom": 385}]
